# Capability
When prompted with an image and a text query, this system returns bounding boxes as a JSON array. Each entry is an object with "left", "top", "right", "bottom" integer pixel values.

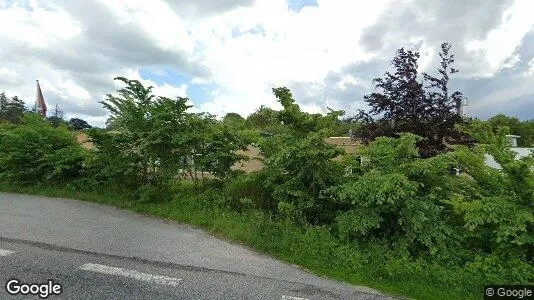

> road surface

[{"left": 0, "top": 192, "right": 394, "bottom": 299}]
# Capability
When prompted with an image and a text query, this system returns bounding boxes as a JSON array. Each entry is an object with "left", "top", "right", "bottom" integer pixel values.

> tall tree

[
  {"left": 94, "top": 76, "right": 251, "bottom": 193},
  {"left": 223, "top": 112, "right": 244, "bottom": 122},
  {"left": 488, "top": 114, "right": 534, "bottom": 147},
  {"left": 421, "top": 43, "right": 467, "bottom": 152},
  {"left": 354, "top": 43, "right": 469, "bottom": 157},
  {"left": 68, "top": 117, "right": 92, "bottom": 130},
  {"left": 258, "top": 87, "right": 346, "bottom": 224},
  {"left": 222, "top": 112, "right": 248, "bottom": 130},
  {"left": 0, "top": 93, "right": 26, "bottom": 123},
  {"left": 521, "top": 120, "right": 534, "bottom": 147},
  {"left": 246, "top": 105, "right": 288, "bottom": 134},
  {"left": 47, "top": 104, "right": 66, "bottom": 128}
]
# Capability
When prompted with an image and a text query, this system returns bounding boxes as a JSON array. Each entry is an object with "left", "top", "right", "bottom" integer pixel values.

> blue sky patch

[
  {"left": 139, "top": 67, "right": 217, "bottom": 106},
  {"left": 231, "top": 25, "right": 266, "bottom": 38},
  {"left": 287, "top": 0, "right": 318, "bottom": 13},
  {"left": 139, "top": 67, "right": 189, "bottom": 86},
  {"left": 188, "top": 83, "right": 219, "bottom": 106}
]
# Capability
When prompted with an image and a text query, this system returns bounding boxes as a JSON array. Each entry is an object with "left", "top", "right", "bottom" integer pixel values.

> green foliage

[
  {"left": 0, "top": 114, "right": 86, "bottom": 183},
  {"left": 47, "top": 104, "right": 67, "bottom": 128},
  {"left": 331, "top": 118, "right": 363, "bottom": 137},
  {"left": 246, "top": 105, "right": 288, "bottom": 134},
  {"left": 327, "top": 127, "right": 533, "bottom": 283},
  {"left": 224, "top": 172, "right": 273, "bottom": 211},
  {"left": 47, "top": 116, "right": 68, "bottom": 128},
  {"left": 88, "top": 77, "right": 194, "bottom": 193},
  {"left": 89, "top": 77, "right": 252, "bottom": 197},
  {"left": 273, "top": 87, "right": 344, "bottom": 137},
  {"left": 452, "top": 121, "right": 534, "bottom": 258},
  {"left": 261, "top": 132, "right": 345, "bottom": 224},
  {"left": 355, "top": 43, "right": 470, "bottom": 157},
  {"left": 182, "top": 114, "right": 253, "bottom": 180},
  {"left": 329, "top": 134, "right": 453, "bottom": 255},
  {"left": 259, "top": 88, "right": 345, "bottom": 224},
  {"left": 488, "top": 114, "right": 534, "bottom": 147},
  {"left": 0, "top": 93, "right": 26, "bottom": 124},
  {"left": 81, "top": 128, "right": 144, "bottom": 188},
  {"left": 222, "top": 112, "right": 247, "bottom": 129},
  {"left": 68, "top": 117, "right": 92, "bottom": 130}
]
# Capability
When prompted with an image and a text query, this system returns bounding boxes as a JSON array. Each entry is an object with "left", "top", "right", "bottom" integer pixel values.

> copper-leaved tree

[{"left": 354, "top": 43, "right": 471, "bottom": 157}]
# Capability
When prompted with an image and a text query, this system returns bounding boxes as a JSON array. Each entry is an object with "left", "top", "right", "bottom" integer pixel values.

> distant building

[
  {"left": 506, "top": 134, "right": 521, "bottom": 148},
  {"left": 485, "top": 135, "right": 533, "bottom": 170}
]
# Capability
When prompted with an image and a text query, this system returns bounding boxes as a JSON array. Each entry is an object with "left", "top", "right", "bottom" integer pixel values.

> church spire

[{"left": 36, "top": 80, "right": 47, "bottom": 117}]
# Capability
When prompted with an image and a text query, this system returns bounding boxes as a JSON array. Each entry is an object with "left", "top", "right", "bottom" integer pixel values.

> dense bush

[
  {"left": 488, "top": 114, "right": 534, "bottom": 147},
  {"left": 326, "top": 130, "right": 533, "bottom": 283},
  {"left": 258, "top": 87, "right": 346, "bottom": 224},
  {"left": 80, "top": 128, "right": 146, "bottom": 189},
  {"left": 0, "top": 114, "right": 86, "bottom": 183},
  {"left": 82, "top": 77, "right": 253, "bottom": 199},
  {"left": 224, "top": 172, "right": 273, "bottom": 211}
]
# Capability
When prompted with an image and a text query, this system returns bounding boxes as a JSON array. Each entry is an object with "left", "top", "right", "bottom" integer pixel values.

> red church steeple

[{"left": 36, "top": 80, "right": 47, "bottom": 117}]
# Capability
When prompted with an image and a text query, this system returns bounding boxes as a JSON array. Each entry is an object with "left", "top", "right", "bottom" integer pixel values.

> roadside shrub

[
  {"left": 260, "top": 132, "right": 345, "bottom": 224},
  {"left": 327, "top": 134, "right": 454, "bottom": 255},
  {"left": 327, "top": 130, "right": 533, "bottom": 286},
  {"left": 137, "top": 182, "right": 175, "bottom": 203},
  {"left": 224, "top": 172, "right": 273, "bottom": 211},
  {"left": 80, "top": 128, "right": 148, "bottom": 189},
  {"left": 0, "top": 114, "right": 86, "bottom": 183},
  {"left": 464, "top": 252, "right": 533, "bottom": 284}
]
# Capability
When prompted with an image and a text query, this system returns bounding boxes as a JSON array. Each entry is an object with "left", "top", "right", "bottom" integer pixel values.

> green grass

[{"left": 0, "top": 182, "right": 477, "bottom": 300}]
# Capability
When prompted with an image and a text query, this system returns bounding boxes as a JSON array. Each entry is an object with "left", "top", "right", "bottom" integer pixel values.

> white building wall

[{"left": 484, "top": 148, "right": 533, "bottom": 170}]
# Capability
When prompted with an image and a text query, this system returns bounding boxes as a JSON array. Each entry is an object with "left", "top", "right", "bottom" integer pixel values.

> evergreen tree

[{"left": 0, "top": 93, "right": 26, "bottom": 123}]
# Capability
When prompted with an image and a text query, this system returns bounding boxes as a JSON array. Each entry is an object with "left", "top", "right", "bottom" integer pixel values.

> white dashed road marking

[
  {"left": 79, "top": 263, "right": 182, "bottom": 287},
  {"left": 0, "top": 249, "right": 14, "bottom": 256},
  {"left": 281, "top": 295, "right": 309, "bottom": 300}
]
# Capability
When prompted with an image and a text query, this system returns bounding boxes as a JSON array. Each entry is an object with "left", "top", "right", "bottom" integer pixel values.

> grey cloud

[
  {"left": 286, "top": 59, "right": 390, "bottom": 117},
  {"left": 46, "top": 95, "right": 108, "bottom": 118},
  {"left": 58, "top": 1, "right": 210, "bottom": 77},
  {"left": 288, "top": 37, "right": 533, "bottom": 121},
  {"left": 351, "top": 0, "right": 534, "bottom": 120},
  {"left": 517, "top": 31, "right": 534, "bottom": 63},
  {"left": 1, "top": 0, "right": 532, "bottom": 124},
  {"left": 0, "top": 0, "right": 214, "bottom": 123},
  {"left": 361, "top": 0, "right": 514, "bottom": 52},
  {"left": 360, "top": 0, "right": 516, "bottom": 76}
]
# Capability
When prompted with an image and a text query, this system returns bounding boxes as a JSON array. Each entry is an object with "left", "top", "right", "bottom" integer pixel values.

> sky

[{"left": 0, "top": 0, "right": 533, "bottom": 127}]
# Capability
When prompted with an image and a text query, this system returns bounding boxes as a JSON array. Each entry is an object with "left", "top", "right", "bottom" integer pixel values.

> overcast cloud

[{"left": 0, "top": 0, "right": 532, "bottom": 126}]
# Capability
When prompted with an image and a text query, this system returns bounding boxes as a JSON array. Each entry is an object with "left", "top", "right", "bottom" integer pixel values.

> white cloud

[
  {"left": 0, "top": 0, "right": 533, "bottom": 124},
  {"left": 465, "top": 0, "right": 534, "bottom": 76},
  {"left": 336, "top": 75, "right": 363, "bottom": 90},
  {"left": 95, "top": 0, "right": 195, "bottom": 56},
  {"left": 0, "top": 2, "right": 80, "bottom": 48},
  {"left": 0, "top": 67, "right": 22, "bottom": 84},
  {"left": 190, "top": 0, "right": 388, "bottom": 116}
]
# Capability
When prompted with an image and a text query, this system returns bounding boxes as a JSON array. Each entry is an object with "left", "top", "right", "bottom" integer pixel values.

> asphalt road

[{"left": 0, "top": 192, "right": 394, "bottom": 299}]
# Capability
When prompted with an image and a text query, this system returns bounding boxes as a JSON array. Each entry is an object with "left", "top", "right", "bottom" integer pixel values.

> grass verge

[{"left": 0, "top": 182, "right": 477, "bottom": 300}]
